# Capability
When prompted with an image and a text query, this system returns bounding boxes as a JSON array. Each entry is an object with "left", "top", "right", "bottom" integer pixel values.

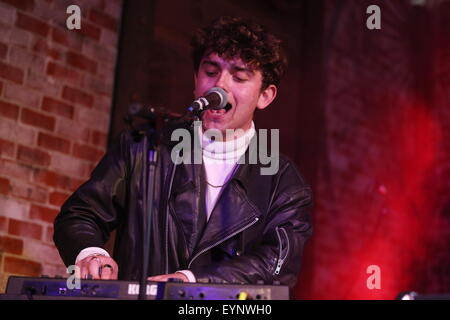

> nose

[{"left": 214, "top": 72, "right": 230, "bottom": 93}]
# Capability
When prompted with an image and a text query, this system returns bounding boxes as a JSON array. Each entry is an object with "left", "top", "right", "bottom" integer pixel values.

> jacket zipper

[
  {"left": 274, "top": 226, "right": 290, "bottom": 275},
  {"left": 188, "top": 217, "right": 259, "bottom": 268}
]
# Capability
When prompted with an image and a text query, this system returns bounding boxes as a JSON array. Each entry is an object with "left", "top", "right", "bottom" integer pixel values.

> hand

[
  {"left": 147, "top": 273, "right": 188, "bottom": 282},
  {"left": 76, "top": 255, "right": 119, "bottom": 280}
]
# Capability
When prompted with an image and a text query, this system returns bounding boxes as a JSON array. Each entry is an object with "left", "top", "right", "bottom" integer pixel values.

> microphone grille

[{"left": 206, "top": 87, "right": 228, "bottom": 110}]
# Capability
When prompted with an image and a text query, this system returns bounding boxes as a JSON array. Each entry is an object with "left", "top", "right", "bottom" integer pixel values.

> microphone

[{"left": 188, "top": 87, "right": 228, "bottom": 113}]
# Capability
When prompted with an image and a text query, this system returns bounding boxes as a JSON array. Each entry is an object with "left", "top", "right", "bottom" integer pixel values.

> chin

[
  {"left": 201, "top": 118, "right": 225, "bottom": 130},
  {"left": 202, "top": 124, "right": 226, "bottom": 135}
]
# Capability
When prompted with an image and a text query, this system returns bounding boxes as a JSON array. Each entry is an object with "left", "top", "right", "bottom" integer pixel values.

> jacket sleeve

[
  {"left": 189, "top": 162, "right": 313, "bottom": 288},
  {"left": 53, "top": 132, "right": 130, "bottom": 267}
]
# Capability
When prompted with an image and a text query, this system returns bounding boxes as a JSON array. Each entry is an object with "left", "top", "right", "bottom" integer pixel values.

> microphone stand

[
  {"left": 124, "top": 105, "right": 192, "bottom": 300},
  {"left": 140, "top": 133, "right": 157, "bottom": 300},
  {"left": 124, "top": 107, "right": 158, "bottom": 300}
]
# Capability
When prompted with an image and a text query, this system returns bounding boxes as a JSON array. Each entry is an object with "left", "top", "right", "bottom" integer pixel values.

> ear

[{"left": 256, "top": 84, "right": 277, "bottom": 110}]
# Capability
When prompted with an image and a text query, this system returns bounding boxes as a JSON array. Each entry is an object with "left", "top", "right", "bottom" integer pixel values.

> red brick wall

[{"left": 0, "top": 0, "right": 122, "bottom": 292}]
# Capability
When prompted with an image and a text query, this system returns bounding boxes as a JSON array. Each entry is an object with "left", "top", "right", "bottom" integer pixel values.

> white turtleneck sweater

[
  {"left": 200, "top": 122, "right": 256, "bottom": 220},
  {"left": 75, "top": 122, "right": 256, "bottom": 283}
]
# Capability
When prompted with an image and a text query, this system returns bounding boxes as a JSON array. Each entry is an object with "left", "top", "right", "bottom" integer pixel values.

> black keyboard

[{"left": 1, "top": 276, "right": 289, "bottom": 300}]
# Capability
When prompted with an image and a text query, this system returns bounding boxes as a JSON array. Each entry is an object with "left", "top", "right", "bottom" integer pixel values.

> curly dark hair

[{"left": 191, "top": 16, "right": 287, "bottom": 90}]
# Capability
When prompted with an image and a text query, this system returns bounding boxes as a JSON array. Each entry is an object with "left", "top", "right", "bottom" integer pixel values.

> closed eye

[{"left": 233, "top": 76, "right": 247, "bottom": 83}]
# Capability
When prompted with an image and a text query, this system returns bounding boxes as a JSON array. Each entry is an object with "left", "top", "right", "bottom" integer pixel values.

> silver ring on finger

[{"left": 102, "top": 264, "right": 114, "bottom": 273}]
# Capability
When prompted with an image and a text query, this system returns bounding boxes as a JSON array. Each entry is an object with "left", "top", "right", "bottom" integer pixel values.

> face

[{"left": 194, "top": 53, "right": 277, "bottom": 140}]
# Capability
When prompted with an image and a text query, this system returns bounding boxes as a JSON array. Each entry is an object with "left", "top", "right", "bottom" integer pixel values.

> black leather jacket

[{"left": 54, "top": 124, "right": 313, "bottom": 287}]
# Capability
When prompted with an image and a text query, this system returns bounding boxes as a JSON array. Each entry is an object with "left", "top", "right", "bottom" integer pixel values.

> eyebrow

[
  {"left": 201, "top": 60, "right": 254, "bottom": 74},
  {"left": 201, "top": 60, "right": 220, "bottom": 68}
]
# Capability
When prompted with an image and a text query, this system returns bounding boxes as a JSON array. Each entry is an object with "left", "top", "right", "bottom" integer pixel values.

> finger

[
  {"left": 74, "top": 263, "right": 82, "bottom": 279},
  {"left": 99, "top": 263, "right": 113, "bottom": 280},
  {"left": 109, "top": 259, "right": 119, "bottom": 280},
  {"left": 80, "top": 264, "right": 89, "bottom": 279},
  {"left": 88, "top": 258, "right": 102, "bottom": 279},
  {"left": 148, "top": 275, "right": 167, "bottom": 282},
  {"left": 101, "top": 258, "right": 118, "bottom": 280}
]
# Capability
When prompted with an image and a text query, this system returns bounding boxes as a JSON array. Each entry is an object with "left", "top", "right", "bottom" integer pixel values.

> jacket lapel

[
  {"left": 169, "top": 160, "right": 206, "bottom": 256},
  {"left": 192, "top": 163, "right": 262, "bottom": 257}
]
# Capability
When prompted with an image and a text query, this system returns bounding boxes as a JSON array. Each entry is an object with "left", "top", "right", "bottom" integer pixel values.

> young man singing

[{"left": 54, "top": 16, "right": 313, "bottom": 288}]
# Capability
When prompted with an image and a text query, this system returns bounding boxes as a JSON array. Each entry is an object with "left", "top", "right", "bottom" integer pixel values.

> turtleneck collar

[{"left": 198, "top": 122, "right": 256, "bottom": 162}]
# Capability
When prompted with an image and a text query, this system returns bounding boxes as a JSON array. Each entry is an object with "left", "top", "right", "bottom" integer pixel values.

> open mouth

[{"left": 207, "top": 103, "right": 232, "bottom": 115}]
